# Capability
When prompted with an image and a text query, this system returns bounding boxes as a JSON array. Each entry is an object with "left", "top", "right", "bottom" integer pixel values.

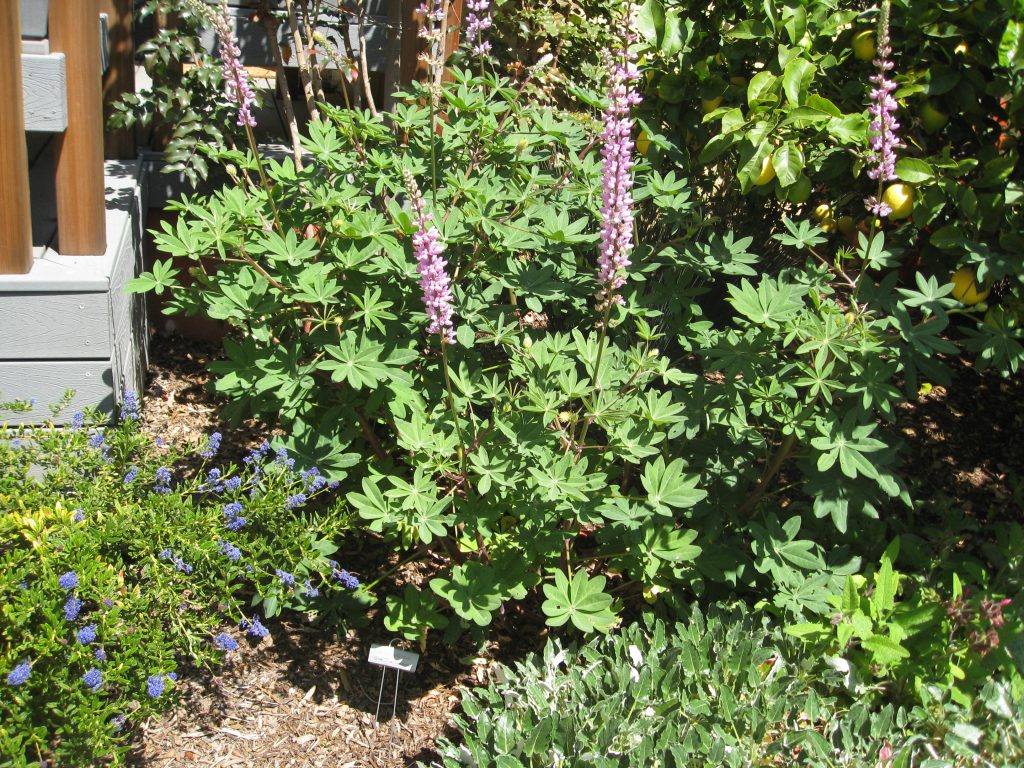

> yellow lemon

[
  {"left": 882, "top": 183, "right": 915, "bottom": 219},
  {"left": 852, "top": 30, "right": 876, "bottom": 61},
  {"left": 950, "top": 267, "right": 990, "bottom": 305},
  {"left": 636, "top": 130, "right": 651, "bottom": 156},
  {"left": 812, "top": 203, "right": 832, "bottom": 221},
  {"left": 752, "top": 156, "right": 776, "bottom": 186},
  {"left": 954, "top": 41, "right": 970, "bottom": 56},
  {"left": 919, "top": 101, "right": 949, "bottom": 134},
  {"left": 820, "top": 216, "right": 837, "bottom": 234},
  {"left": 701, "top": 95, "right": 723, "bottom": 114},
  {"left": 837, "top": 215, "right": 855, "bottom": 235}
]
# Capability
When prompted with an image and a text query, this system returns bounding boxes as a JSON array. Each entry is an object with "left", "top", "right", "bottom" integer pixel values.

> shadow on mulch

[{"left": 893, "top": 354, "right": 1024, "bottom": 519}]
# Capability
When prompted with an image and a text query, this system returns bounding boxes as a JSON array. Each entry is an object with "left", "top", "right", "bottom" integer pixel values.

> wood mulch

[{"left": 127, "top": 622, "right": 469, "bottom": 767}]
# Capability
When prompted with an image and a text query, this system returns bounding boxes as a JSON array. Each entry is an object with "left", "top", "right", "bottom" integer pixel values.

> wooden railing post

[
  {"left": 0, "top": 0, "right": 34, "bottom": 275},
  {"left": 101, "top": 0, "right": 136, "bottom": 160},
  {"left": 50, "top": 0, "right": 107, "bottom": 255}
]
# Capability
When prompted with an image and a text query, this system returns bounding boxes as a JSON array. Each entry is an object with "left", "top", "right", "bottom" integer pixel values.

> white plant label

[{"left": 368, "top": 644, "right": 420, "bottom": 673}]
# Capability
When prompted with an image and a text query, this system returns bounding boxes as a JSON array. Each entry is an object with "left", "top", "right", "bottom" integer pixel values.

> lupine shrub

[
  {"left": 428, "top": 607, "right": 1024, "bottom": 767},
  {"left": 126, "top": 0, "right": 1024, "bottom": 646},
  {"left": 0, "top": 402, "right": 358, "bottom": 766}
]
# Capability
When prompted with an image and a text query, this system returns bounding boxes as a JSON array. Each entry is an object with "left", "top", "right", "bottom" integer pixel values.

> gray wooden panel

[
  {"left": 0, "top": 291, "right": 111, "bottom": 359},
  {"left": 0, "top": 359, "right": 115, "bottom": 425},
  {"left": 22, "top": 52, "right": 67, "bottom": 132}
]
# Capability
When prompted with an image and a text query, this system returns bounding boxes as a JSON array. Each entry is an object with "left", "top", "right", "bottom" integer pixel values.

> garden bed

[{"left": 121, "top": 335, "right": 1024, "bottom": 766}]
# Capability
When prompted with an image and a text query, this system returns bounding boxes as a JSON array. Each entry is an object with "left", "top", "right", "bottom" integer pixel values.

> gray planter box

[{"left": 20, "top": 0, "right": 48, "bottom": 39}]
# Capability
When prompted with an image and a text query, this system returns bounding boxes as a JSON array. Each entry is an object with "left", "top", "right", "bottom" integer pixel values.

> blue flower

[
  {"left": 241, "top": 616, "right": 269, "bottom": 638},
  {"left": 285, "top": 493, "right": 307, "bottom": 510},
  {"left": 17, "top": 580, "right": 28, "bottom": 590},
  {"left": 88, "top": 432, "right": 105, "bottom": 449},
  {"left": 332, "top": 569, "right": 360, "bottom": 590},
  {"left": 224, "top": 516, "right": 247, "bottom": 531},
  {"left": 275, "top": 569, "right": 296, "bottom": 587},
  {"left": 120, "top": 391, "right": 140, "bottom": 421},
  {"left": 6, "top": 661, "right": 31, "bottom": 686},
  {"left": 58, "top": 571, "right": 79, "bottom": 590},
  {"left": 70, "top": 411, "right": 85, "bottom": 430},
  {"left": 146, "top": 674, "right": 166, "bottom": 698},
  {"left": 64, "top": 595, "right": 83, "bottom": 622},
  {"left": 223, "top": 501, "right": 243, "bottom": 518},
  {"left": 200, "top": 432, "right": 222, "bottom": 459},
  {"left": 72, "top": 509, "right": 85, "bottom": 523},
  {"left": 123, "top": 467, "right": 139, "bottom": 485},
  {"left": 217, "top": 540, "right": 241, "bottom": 562},
  {"left": 159, "top": 549, "right": 193, "bottom": 574},
  {"left": 82, "top": 668, "right": 103, "bottom": 692},
  {"left": 94, "top": 647, "right": 107, "bottom": 661},
  {"left": 302, "top": 580, "right": 320, "bottom": 598},
  {"left": 224, "top": 475, "right": 242, "bottom": 492},
  {"left": 76, "top": 624, "right": 98, "bottom": 644},
  {"left": 111, "top": 713, "right": 127, "bottom": 731},
  {"left": 213, "top": 632, "right": 238, "bottom": 651},
  {"left": 154, "top": 466, "right": 172, "bottom": 494}
]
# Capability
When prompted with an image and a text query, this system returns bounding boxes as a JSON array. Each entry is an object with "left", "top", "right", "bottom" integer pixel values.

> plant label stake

[{"left": 368, "top": 640, "right": 419, "bottom": 722}]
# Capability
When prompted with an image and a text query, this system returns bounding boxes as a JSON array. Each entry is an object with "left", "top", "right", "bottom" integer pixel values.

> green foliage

[
  {"left": 108, "top": 0, "right": 247, "bottom": 184},
  {"left": 429, "top": 606, "right": 1024, "bottom": 766},
  {"left": 787, "top": 539, "right": 1023, "bottom": 711},
  {"left": 129, "top": 0, "right": 1024, "bottom": 672},
  {"left": 0, "top": 407, "right": 357, "bottom": 766}
]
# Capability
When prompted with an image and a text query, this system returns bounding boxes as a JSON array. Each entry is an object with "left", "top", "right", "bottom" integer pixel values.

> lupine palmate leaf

[{"left": 541, "top": 569, "right": 617, "bottom": 633}]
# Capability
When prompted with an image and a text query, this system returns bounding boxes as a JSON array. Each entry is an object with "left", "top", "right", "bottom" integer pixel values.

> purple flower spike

[
  {"left": 865, "top": 1, "right": 902, "bottom": 184},
  {"left": 596, "top": 9, "right": 642, "bottom": 311},
  {"left": 214, "top": 632, "right": 239, "bottom": 652},
  {"left": 403, "top": 170, "right": 457, "bottom": 344},
  {"left": 212, "top": 1, "right": 257, "bottom": 127},
  {"left": 464, "top": 0, "right": 492, "bottom": 56}
]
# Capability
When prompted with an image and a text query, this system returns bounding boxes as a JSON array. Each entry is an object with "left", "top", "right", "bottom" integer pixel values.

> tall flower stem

[
  {"left": 577, "top": 303, "right": 612, "bottom": 451},
  {"left": 243, "top": 123, "right": 282, "bottom": 235},
  {"left": 441, "top": 340, "right": 468, "bottom": 479},
  {"left": 856, "top": 0, "right": 900, "bottom": 301}
]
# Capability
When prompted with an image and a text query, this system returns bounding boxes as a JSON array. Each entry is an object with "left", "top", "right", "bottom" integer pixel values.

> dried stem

[{"left": 258, "top": 2, "right": 303, "bottom": 169}]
